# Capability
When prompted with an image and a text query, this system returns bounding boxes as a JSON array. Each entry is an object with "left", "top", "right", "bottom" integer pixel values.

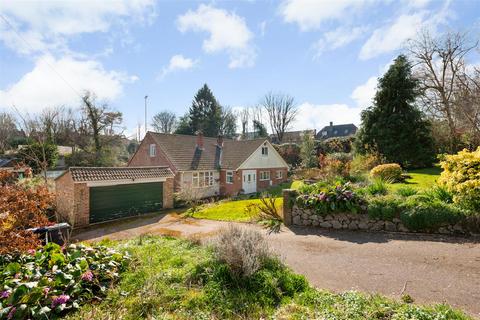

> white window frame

[
  {"left": 149, "top": 144, "right": 156, "bottom": 157},
  {"left": 261, "top": 146, "right": 268, "bottom": 156},
  {"left": 259, "top": 171, "right": 270, "bottom": 181},
  {"left": 322, "top": 131, "right": 327, "bottom": 136},
  {"left": 276, "top": 170, "right": 283, "bottom": 179},
  {"left": 192, "top": 171, "right": 215, "bottom": 188},
  {"left": 226, "top": 170, "right": 234, "bottom": 184}
]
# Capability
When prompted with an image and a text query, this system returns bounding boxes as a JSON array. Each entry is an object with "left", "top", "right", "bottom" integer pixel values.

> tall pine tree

[
  {"left": 188, "top": 84, "right": 222, "bottom": 137},
  {"left": 355, "top": 55, "right": 435, "bottom": 168}
]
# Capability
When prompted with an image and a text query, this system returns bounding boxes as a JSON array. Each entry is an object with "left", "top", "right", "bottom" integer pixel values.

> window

[
  {"left": 333, "top": 130, "right": 338, "bottom": 135},
  {"left": 226, "top": 171, "right": 234, "bottom": 184},
  {"left": 192, "top": 171, "right": 214, "bottom": 187},
  {"left": 344, "top": 129, "right": 349, "bottom": 134},
  {"left": 276, "top": 170, "right": 283, "bottom": 179},
  {"left": 322, "top": 131, "right": 327, "bottom": 136},
  {"left": 149, "top": 144, "right": 156, "bottom": 157},
  {"left": 261, "top": 146, "right": 268, "bottom": 156},
  {"left": 260, "top": 171, "right": 270, "bottom": 181}
]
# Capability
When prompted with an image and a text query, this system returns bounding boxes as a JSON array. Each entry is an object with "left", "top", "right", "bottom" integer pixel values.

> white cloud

[
  {"left": 158, "top": 54, "right": 197, "bottom": 79},
  {"left": 351, "top": 76, "right": 377, "bottom": 107},
  {"left": 0, "top": 0, "right": 155, "bottom": 55},
  {"left": 313, "top": 26, "right": 367, "bottom": 58},
  {"left": 294, "top": 102, "right": 363, "bottom": 131},
  {"left": 0, "top": 55, "right": 137, "bottom": 113},
  {"left": 359, "top": 13, "right": 425, "bottom": 60},
  {"left": 280, "top": 0, "right": 374, "bottom": 31},
  {"left": 359, "top": 2, "right": 451, "bottom": 60},
  {"left": 176, "top": 4, "right": 256, "bottom": 68}
]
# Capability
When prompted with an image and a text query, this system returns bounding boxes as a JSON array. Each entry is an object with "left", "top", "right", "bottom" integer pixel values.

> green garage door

[{"left": 89, "top": 182, "right": 163, "bottom": 223}]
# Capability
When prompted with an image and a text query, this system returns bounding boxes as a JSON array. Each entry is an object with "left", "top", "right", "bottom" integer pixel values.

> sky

[{"left": 0, "top": 0, "right": 479, "bottom": 139}]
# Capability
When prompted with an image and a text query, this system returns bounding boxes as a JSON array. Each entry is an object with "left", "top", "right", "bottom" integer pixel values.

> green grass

[
  {"left": 191, "top": 180, "right": 303, "bottom": 222},
  {"left": 67, "top": 236, "right": 471, "bottom": 320},
  {"left": 388, "top": 166, "right": 442, "bottom": 191},
  {"left": 192, "top": 198, "right": 283, "bottom": 222}
]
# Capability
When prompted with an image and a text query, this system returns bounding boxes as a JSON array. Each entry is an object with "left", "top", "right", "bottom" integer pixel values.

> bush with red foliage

[{"left": 0, "top": 171, "right": 54, "bottom": 254}]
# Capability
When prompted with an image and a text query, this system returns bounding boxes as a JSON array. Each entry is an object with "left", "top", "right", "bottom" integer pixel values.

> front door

[{"left": 242, "top": 170, "right": 257, "bottom": 194}]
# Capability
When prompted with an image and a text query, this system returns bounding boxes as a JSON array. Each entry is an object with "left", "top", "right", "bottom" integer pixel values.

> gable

[{"left": 238, "top": 141, "right": 288, "bottom": 170}]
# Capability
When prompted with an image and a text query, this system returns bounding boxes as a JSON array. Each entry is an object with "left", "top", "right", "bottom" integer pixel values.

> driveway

[{"left": 73, "top": 212, "right": 480, "bottom": 317}]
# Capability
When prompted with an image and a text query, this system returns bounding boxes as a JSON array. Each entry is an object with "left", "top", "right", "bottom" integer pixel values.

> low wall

[{"left": 282, "top": 189, "right": 469, "bottom": 235}]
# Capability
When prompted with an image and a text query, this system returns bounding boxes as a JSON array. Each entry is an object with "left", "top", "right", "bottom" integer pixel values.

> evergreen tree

[
  {"left": 355, "top": 55, "right": 435, "bottom": 168},
  {"left": 253, "top": 120, "right": 268, "bottom": 138},
  {"left": 174, "top": 114, "right": 192, "bottom": 135},
  {"left": 300, "top": 132, "right": 317, "bottom": 168},
  {"left": 188, "top": 84, "right": 222, "bottom": 137}
]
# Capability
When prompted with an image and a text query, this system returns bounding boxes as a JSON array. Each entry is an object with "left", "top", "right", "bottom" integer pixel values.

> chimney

[
  {"left": 195, "top": 130, "right": 204, "bottom": 150},
  {"left": 217, "top": 135, "right": 224, "bottom": 148},
  {"left": 329, "top": 121, "right": 333, "bottom": 127}
]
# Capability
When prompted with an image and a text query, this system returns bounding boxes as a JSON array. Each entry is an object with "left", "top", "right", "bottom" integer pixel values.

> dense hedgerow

[
  {"left": 439, "top": 147, "right": 480, "bottom": 211},
  {"left": 0, "top": 243, "right": 129, "bottom": 319}
]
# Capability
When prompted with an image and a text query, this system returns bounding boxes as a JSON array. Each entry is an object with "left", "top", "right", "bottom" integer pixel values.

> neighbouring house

[
  {"left": 316, "top": 122, "right": 357, "bottom": 140},
  {"left": 128, "top": 131, "right": 289, "bottom": 197},
  {"left": 55, "top": 166, "right": 174, "bottom": 228},
  {"left": 0, "top": 157, "right": 30, "bottom": 179},
  {"left": 269, "top": 130, "right": 317, "bottom": 144}
]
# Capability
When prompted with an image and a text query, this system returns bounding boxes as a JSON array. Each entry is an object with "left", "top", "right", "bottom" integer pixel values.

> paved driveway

[{"left": 73, "top": 213, "right": 480, "bottom": 317}]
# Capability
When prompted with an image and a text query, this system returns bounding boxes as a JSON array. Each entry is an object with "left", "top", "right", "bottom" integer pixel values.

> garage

[{"left": 55, "top": 166, "right": 175, "bottom": 228}]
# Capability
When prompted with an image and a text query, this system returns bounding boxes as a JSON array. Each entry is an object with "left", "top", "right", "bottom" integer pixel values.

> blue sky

[{"left": 1, "top": 0, "right": 479, "bottom": 139}]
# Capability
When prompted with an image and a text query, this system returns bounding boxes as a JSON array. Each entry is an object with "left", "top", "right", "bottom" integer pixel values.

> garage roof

[{"left": 59, "top": 166, "right": 174, "bottom": 182}]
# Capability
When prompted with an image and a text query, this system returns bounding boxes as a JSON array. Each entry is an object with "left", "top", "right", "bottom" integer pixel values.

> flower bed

[{"left": 0, "top": 242, "right": 130, "bottom": 319}]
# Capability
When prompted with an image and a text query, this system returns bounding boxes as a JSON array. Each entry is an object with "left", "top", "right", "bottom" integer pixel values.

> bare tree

[
  {"left": 408, "top": 30, "right": 478, "bottom": 151},
  {"left": 260, "top": 92, "right": 298, "bottom": 143},
  {"left": 151, "top": 111, "right": 177, "bottom": 133},
  {"left": 0, "top": 112, "right": 17, "bottom": 153},
  {"left": 240, "top": 107, "right": 250, "bottom": 138}
]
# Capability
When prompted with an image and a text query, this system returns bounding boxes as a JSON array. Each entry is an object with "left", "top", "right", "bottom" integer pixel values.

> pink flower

[
  {"left": 51, "top": 294, "right": 70, "bottom": 308},
  {"left": 27, "top": 249, "right": 36, "bottom": 255},
  {"left": 81, "top": 270, "right": 94, "bottom": 282},
  {"left": 0, "top": 290, "right": 10, "bottom": 299},
  {"left": 7, "top": 307, "right": 16, "bottom": 320},
  {"left": 43, "top": 287, "right": 50, "bottom": 296}
]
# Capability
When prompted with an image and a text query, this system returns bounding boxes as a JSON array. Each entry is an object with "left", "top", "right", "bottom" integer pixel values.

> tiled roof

[
  {"left": 149, "top": 132, "right": 267, "bottom": 171},
  {"left": 316, "top": 123, "right": 357, "bottom": 139},
  {"left": 0, "top": 158, "right": 16, "bottom": 168},
  {"left": 64, "top": 166, "right": 174, "bottom": 182}
]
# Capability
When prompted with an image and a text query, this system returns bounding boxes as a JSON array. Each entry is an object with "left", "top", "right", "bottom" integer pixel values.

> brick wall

[
  {"left": 73, "top": 183, "right": 89, "bottom": 228},
  {"left": 256, "top": 167, "right": 288, "bottom": 191},
  {"left": 163, "top": 177, "right": 174, "bottom": 209},
  {"left": 55, "top": 172, "right": 75, "bottom": 225},
  {"left": 219, "top": 169, "right": 243, "bottom": 196}
]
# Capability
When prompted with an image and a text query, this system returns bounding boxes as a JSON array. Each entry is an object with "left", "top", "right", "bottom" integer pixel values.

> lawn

[
  {"left": 191, "top": 180, "right": 303, "bottom": 222},
  {"left": 388, "top": 166, "right": 442, "bottom": 191},
  {"left": 67, "top": 236, "right": 471, "bottom": 320}
]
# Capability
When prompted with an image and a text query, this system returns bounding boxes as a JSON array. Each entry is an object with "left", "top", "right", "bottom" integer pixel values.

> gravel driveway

[{"left": 73, "top": 212, "right": 480, "bottom": 317}]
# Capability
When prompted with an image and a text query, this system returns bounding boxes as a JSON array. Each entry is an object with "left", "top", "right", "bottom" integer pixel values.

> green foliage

[
  {"left": 367, "top": 195, "right": 402, "bottom": 220},
  {"left": 350, "top": 152, "right": 385, "bottom": 176},
  {"left": 400, "top": 202, "right": 465, "bottom": 231},
  {"left": 0, "top": 243, "right": 129, "bottom": 319},
  {"left": 439, "top": 147, "right": 480, "bottom": 211},
  {"left": 252, "top": 120, "right": 268, "bottom": 138},
  {"left": 18, "top": 142, "right": 58, "bottom": 172},
  {"left": 370, "top": 163, "right": 403, "bottom": 182},
  {"left": 422, "top": 185, "right": 453, "bottom": 204},
  {"left": 274, "top": 143, "right": 301, "bottom": 168},
  {"left": 296, "top": 182, "right": 366, "bottom": 214},
  {"left": 364, "top": 178, "right": 389, "bottom": 196},
  {"left": 355, "top": 55, "right": 436, "bottom": 168},
  {"left": 316, "top": 136, "right": 355, "bottom": 154},
  {"left": 300, "top": 132, "right": 317, "bottom": 168},
  {"left": 396, "top": 186, "right": 418, "bottom": 197}
]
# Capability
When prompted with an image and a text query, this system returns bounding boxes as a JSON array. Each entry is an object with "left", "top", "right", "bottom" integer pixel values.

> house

[
  {"left": 128, "top": 131, "right": 289, "bottom": 197},
  {"left": 269, "top": 130, "right": 317, "bottom": 144},
  {"left": 316, "top": 122, "right": 357, "bottom": 140},
  {"left": 55, "top": 166, "right": 174, "bottom": 228},
  {"left": 0, "top": 157, "right": 30, "bottom": 179}
]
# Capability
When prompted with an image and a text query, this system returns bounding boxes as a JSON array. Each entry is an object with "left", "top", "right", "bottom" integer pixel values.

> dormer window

[
  {"left": 149, "top": 144, "right": 156, "bottom": 157},
  {"left": 322, "top": 131, "right": 327, "bottom": 136},
  {"left": 261, "top": 146, "right": 268, "bottom": 156}
]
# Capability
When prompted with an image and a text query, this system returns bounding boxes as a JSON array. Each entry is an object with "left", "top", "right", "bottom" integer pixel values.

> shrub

[
  {"left": 422, "top": 185, "right": 453, "bottom": 204},
  {"left": 439, "top": 147, "right": 480, "bottom": 210},
  {"left": 250, "top": 195, "right": 283, "bottom": 233},
  {"left": 0, "top": 242, "right": 130, "bottom": 319},
  {"left": 367, "top": 195, "right": 402, "bottom": 220},
  {"left": 274, "top": 143, "right": 301, "bottom": 168},
  {"left": 316, "top": 136, "right": 355, "bottom": 154},
  {"left": 370, "top": 163, "right": 403, "bottom": 182},
  {"left": 396, "top": 186, "right": 417, "bottom": 197},
  {"left": 350, "top": 152, "right": 385, "bottom": 175},
  {"left": 318, "top": 153, "right": 351, "bottom": 178},
  {"left": 212, "top": 225, "right": 271, "bottom": 278},
  {"left": 365, "top": 178, "right": 388, "bottom": 196},
  {"left": 0, "top": 182, "right": 54, "bottom": 254},
  {"left": 400, "top": 202, "right": 465, "bottom": 231},
  {"left": 296, "top": 182, "right": 366, "bottom": 214}
]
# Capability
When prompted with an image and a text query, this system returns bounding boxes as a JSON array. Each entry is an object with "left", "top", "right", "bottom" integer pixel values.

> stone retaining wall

[{"left": 282, "top": 189, "right": 469, "bottom": 235}]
